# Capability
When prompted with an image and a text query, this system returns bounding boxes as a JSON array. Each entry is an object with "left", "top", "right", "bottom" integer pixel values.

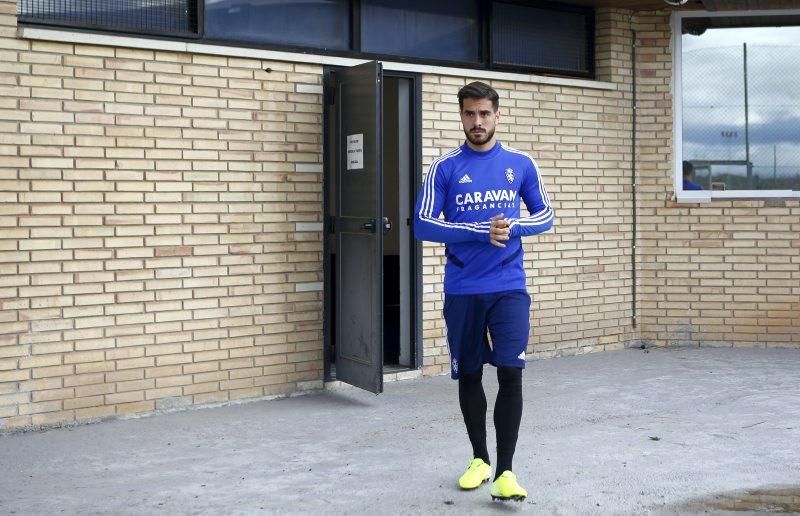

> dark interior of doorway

[{"left": 323, "top": 71, "right": 419, "bottom": 381}]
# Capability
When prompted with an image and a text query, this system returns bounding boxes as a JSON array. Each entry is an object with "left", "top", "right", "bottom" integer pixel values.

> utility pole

[
  {"left": 743, "top": 42, "right": 752, "bottom": 187},
  {"left": 773, "top": 145, "right": 777, "bottom": 182}
]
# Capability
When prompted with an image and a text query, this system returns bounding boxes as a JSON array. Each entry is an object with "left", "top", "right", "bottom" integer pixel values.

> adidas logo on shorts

[{"left": 518, "top": 351, "right": 526, "bottom": 360}]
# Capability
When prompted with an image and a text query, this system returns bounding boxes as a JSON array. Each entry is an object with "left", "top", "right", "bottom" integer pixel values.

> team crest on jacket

[{"left": 504, "top": 168, "right": 515, "bottom": 184}]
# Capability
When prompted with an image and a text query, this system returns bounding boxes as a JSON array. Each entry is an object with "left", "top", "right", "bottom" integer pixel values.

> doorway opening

[{"left": 322, "top": 67, "right": 422, "bottom": 385}]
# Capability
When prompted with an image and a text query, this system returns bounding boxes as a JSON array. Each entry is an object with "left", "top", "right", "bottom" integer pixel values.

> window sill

[
  {"left": 18, "top": 26, "right": 618, "bottom": 92},
  {"left": 675, "top": 190, "right": 799, "bottom": 203}
]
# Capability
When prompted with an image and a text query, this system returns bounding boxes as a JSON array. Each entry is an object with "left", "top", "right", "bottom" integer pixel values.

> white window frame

[{"left": 672, "top": 9, "right": 800, "bottom": 203}]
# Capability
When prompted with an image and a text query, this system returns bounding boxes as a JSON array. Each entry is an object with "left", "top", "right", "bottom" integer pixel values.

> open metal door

[{"left": 335, "top": 61, "right": 384, "bottom": 394}]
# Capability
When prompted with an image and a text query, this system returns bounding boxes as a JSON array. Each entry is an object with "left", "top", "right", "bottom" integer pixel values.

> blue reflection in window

[
  {"left": 205, "top": 0, "right": 350, "bottom": 50},
  {"left": 361, "top": 0, "right": 480, "bottom": 63}
]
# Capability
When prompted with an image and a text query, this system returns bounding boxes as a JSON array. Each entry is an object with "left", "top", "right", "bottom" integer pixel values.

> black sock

[
  {"left": 494, "top": 366, "right": 522, "bottom": 480},
  {"left": 458, "top": 367, "right": 490, "bottom": 464}
]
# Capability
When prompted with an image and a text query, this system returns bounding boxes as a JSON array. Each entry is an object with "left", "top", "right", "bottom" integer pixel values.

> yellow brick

[
  {"left": 64, "top": 395, "right": 105, "bottom": 410},
  {"left": 115, "top": 401, "right": 156, "bottom": 415},
  {"left": 32, "top": 388, "right": 74, "bottom": 403},
  {"left": 71, "top": 405, "right": 115, "bottom": 421}
]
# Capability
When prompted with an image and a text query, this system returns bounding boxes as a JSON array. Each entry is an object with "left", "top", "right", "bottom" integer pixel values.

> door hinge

[{"left": 327, "top": 215, "right": 336, "bottom": 234}]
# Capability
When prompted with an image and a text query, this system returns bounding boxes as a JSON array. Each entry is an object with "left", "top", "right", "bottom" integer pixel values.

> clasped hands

[{"left": 489, "top": 213, "right": 511, "bottom": 248}]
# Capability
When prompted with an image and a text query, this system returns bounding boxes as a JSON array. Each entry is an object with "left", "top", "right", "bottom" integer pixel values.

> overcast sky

[{"left": 682, "top": 24, "right": 800, "bottom": 176}]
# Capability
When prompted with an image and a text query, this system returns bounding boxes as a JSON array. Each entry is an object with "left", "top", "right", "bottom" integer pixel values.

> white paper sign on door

[{"left": 346, "top": 133, "right": 364, "bottom": 170}]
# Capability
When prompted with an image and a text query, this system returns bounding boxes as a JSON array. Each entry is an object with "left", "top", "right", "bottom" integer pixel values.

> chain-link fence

[
  {"left": 18, "top": 0, "right": 198, "bottom": 36},
  {"left": 682, "top": 42, "right": 800, "bottom": 191}
]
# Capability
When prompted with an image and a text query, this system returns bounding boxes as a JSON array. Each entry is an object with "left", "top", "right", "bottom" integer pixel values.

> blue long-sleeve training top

[{"left": 413, "top": 141, "right": 554, "bottom": 295}]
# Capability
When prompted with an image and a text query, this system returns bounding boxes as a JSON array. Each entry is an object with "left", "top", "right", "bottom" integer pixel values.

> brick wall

[
  {"left": 3, "top": 2, "right": 795, "bottom": 431},
  {"left": 0, "top": 0, "right": 325, "bottom": 430},
  {"left": 635, "top": 12, "right": 800, "bottom": 348},
  {"left": 0, "top": 2, "right": 643, "bottom": 428}
]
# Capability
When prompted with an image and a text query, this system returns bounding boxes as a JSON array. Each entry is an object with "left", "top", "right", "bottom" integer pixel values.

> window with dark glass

[
  {"left": 680, "top": 15, "right": 800, "bottom": 192},
  {"left": 360, "top": 0, "right": 480, "bottom": 63},
  {"left": 18, "top": 0, "right": 596, "bottom": 80},
  {"left": 491, "top": 2, "right": 593, "bottom": 76},
  {"left": 17, "top": 0, "right": 198, "bottom": 36},
  {"left": 204, "top": 0, "right": 350, "bottom": 50}
]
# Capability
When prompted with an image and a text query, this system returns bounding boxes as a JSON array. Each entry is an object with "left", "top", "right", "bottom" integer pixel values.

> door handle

[{"left": 361, "top": 218, "right": 391, "bottom": 234}]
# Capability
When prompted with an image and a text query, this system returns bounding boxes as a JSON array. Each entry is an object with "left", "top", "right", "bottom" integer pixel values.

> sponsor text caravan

[{"left": 455, "top": 189, "right": 517, "bottom": 212}]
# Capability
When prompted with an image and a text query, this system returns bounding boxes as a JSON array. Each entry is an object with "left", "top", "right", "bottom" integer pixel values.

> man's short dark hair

[
  {"left": 682, "top": 160, "right": 694, "bottom": 178},
  {"left": 458, "top": 81, "right": 499, "bottom": 112}
]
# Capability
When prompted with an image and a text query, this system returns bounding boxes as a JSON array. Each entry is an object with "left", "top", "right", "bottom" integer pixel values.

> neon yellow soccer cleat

[
  {"left": 490, "top": 471, "right": 527, "bottom": 502},
  {"left": 458, "top": 458, "right": 492, "bottom": 490}
]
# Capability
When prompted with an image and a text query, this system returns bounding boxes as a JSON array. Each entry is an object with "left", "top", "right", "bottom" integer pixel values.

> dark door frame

[{"left": 322, "top": 66, "right": 423, "bottom": 384}]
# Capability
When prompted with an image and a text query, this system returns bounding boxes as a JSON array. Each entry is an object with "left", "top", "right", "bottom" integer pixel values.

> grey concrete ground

[{"left": 2, "top": 347, "right": 800, "bottom": 515}]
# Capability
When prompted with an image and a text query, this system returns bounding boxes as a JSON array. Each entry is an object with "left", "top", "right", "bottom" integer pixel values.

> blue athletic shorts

[{"left": 443, "top": 290, "right": 531, "bottom": 380}]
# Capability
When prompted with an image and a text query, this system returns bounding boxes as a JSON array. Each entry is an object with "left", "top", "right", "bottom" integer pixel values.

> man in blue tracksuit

[
  {"left": 682, "top": 160, "right": 703, "bottom": 190},
  {"left": 413, "top": 82, "right": 554, "bottom": 502}
]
